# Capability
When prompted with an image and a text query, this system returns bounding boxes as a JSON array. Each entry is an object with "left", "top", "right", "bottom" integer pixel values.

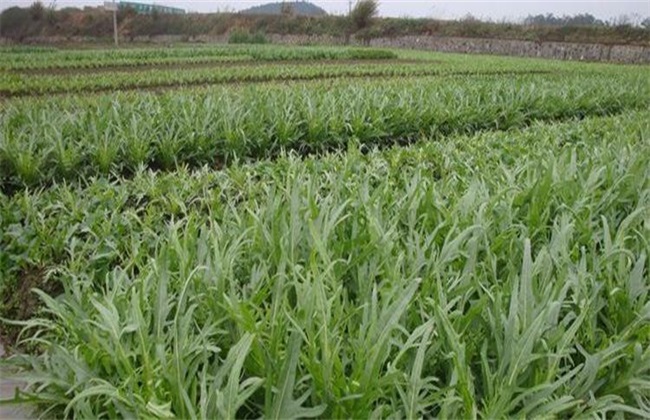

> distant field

[{"left": 0, "top": 44, "right": 649, "bottom": 419}]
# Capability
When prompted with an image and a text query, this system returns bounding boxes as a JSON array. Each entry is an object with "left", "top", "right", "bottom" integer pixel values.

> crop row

[
  {"left": 0, "top": 45, "right": 245, "bottom": 71},
  {"left": 1, "top": 110, "right": 648, "bottom": 418},
  {"left": 0, "top": 45, "right": 397, "bottom": 71},
  {"left": 1, "top": 73, "right": 648, "bottom": 191},
  {"left": 0, "top": 60, "right": 545, "bottom": 96},
  {"left": 16, "top": 55, "right": 255, "bottom": 74}
]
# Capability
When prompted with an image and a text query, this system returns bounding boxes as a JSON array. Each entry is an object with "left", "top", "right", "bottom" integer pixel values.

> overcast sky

[{"left": 2, "top": 1, "right": 649, "bottom": 21}]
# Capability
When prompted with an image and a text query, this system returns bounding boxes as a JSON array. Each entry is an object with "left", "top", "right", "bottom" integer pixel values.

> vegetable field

[{"left": 0, "top": 44, "right": 649, "bottom": 419}]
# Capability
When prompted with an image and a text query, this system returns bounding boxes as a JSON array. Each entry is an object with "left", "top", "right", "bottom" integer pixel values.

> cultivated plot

[{"left": 0, "top": 44, "right": 649, "bottom": 418}]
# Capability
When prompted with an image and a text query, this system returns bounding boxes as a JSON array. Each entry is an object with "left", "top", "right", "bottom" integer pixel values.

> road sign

[{"left": 104, "top": 1, "right": 118, "bottom": 11}]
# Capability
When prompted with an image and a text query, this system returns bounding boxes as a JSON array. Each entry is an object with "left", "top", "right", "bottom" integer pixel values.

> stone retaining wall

[
  {"left": 366, "top": 35, "right": 650, "bottom": 64},
  {"left": 133, "top": 34, "right": 650, "bottom": 64},
  {"left": 5, "top": 34, "right": 649, "bottom": 64}
]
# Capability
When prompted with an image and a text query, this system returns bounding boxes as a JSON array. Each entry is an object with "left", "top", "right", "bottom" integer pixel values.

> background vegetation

[{"left": 0, "top": 1, "right": 648, "bottom": 45}]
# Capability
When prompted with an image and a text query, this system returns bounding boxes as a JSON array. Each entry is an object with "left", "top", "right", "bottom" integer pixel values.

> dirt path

[{"left": 0, "top": 343, "right": 33, "bottom": 419}]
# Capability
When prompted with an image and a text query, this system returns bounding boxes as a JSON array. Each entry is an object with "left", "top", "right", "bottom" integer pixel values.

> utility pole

[
  {"left": 105, "top": 1, "right": 119, "bottom": 46},
  {"left": 349, "top": 0, "right": 352, "bottom": 15},
  {"left": 112, "top": 0, "right": 118, "bottom": 47}
]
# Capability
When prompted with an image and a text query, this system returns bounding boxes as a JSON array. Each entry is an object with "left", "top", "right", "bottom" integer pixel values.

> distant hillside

[{"left": 240, "top": 1, "right": 327, "bottom": 17}]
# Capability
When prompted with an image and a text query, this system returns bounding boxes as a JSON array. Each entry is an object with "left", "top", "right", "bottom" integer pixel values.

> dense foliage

[
  {"left": 1, "top": 5, "right": 648, "bottom": 45},
  {"left": 1, "top": 110, "right": 648, "bottom": 418},
  {"left": 2, "top": 72, "right": 647, "bottom": 190},
  {"left": 0, "top": 45, "right": 648, "bottom": 418}
]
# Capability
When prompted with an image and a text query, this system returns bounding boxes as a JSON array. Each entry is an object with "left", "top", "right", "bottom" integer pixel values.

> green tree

[
  {"left": 350, "top": 0, "right": 378, "bottom": 32},
  {"left": 29, "top": 1, "right": 45, "bottom": 21},
  {"left": 347, "top": 0, "right": 379, "bottom": 45}
]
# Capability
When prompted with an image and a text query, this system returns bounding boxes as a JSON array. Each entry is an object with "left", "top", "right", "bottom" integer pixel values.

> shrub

[
  {"left": 228, "top": 29, "right": 268, "bottom": 44},
  {"left": 346, "top": 48, "right": 396, "bottom": 59}
]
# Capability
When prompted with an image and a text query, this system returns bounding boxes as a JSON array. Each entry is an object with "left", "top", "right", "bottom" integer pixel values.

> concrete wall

[{"left": 5, "top": 34, "right": 649, "bottom": 64}]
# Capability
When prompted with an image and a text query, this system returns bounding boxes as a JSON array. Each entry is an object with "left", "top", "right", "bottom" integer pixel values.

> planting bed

[{"left": 0, "top": 44, "right": 648, "bottom": 419}]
